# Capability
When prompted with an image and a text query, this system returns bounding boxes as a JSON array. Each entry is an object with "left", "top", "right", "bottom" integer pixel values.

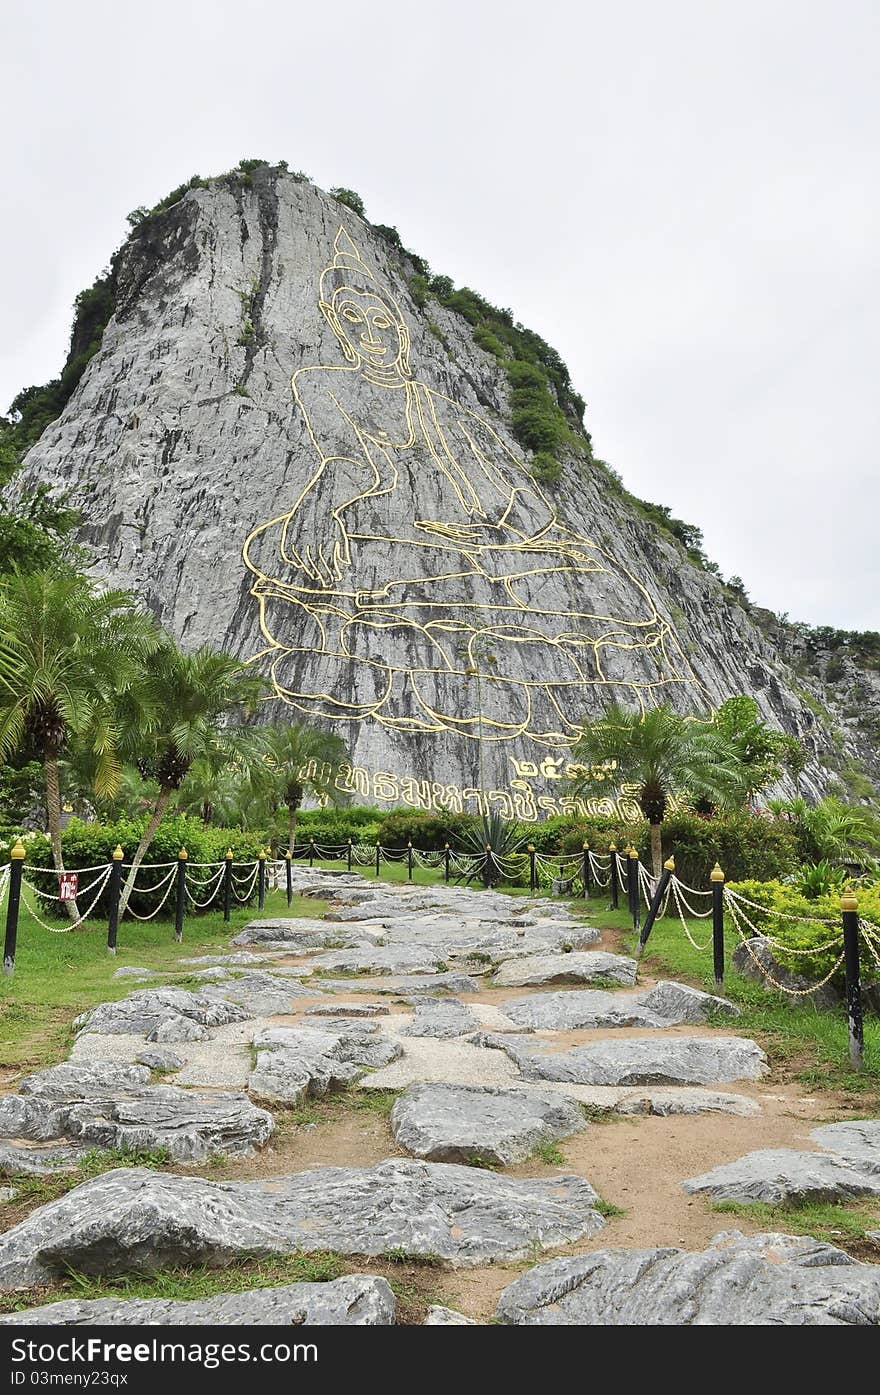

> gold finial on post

[
  {"left": 178, "top": 846, "right": 188, "bottom": 860},
  {"left": 226, "top": 848, "right": 234, "bottom": 860},
  {"left": 9, "top": 839, "right": 25, "bottom": 861},
  {"left": 664, "top": 855, "right": 675, "bottom": 871},
  {"left": 710, "top": 863, "right": 725, "bottom": 882},
  {"left": 840, "top": 892, "right": 859, "bottom": 913},
  {"left": 112, "top": 845, "right": 124, "bottom": 861}
]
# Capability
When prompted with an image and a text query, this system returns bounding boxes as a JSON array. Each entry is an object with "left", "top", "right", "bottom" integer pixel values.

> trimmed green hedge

[
  {"left": 9, "top": 815, "right": 263, "bottom": 920},
  {"left": 727, "top": 878, "right": 879, "bottom": 987}
]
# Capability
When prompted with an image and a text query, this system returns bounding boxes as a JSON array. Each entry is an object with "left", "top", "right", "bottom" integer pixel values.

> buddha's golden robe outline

[{"left": 242, "top": 226, "right": 709, "bottom": 746}]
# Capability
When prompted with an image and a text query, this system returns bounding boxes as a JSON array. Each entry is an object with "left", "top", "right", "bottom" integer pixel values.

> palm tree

[
  {"left": 569, "top": 703, "right": 744, "bottom": 878},
  {"left": 0, "top": 571, "right": 157, "bottom": 911},
  {"left": 118, "top": 640, "right": 266, "bottom": 913},
  {"left": 256, "top": 723, "right": 351, "bottom": 855}
]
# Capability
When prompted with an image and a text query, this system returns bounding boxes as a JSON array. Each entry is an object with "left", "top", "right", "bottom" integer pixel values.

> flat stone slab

[
  {"left": 363, "top": 1035, "right": 523, "bottom": 1090},
  {"left": 502, "top": 981, "right": 739, "bottom": 1031},
  {"left": 319, "top": 972, "right": 480, "bottom": 995},
  {"left": 135, "top": 1049, "right": 184, "bottom": 1073},
  {"left": 248, "top": 1024, "right": 402, "bottom": 1106},
  {"left": 478, "top": 1034, "right": 768, "bottom": 1086},
  {"left": 0, "top": 1143, "right": 91, "bottom": 1176},
  {"left": 493, "top": 952, "right": 637, "bottom": 988},
  {"left": 503, "top": 989, "right": 664, "bottom": 1031},
  {"left": 0, "top": 1161, "right": 606, "bottom": 1287},
  {"left": 423, "top": 1306, "right": 479, "bottom": 1325},
  {"left": 0, "top": 1275, "right": 396, "bottom": 1325},
  {"left": 562, "top": 1086, "right": 761, "bottom": 1118},
  {"left": 306, "top": 1003, "right": 390, "bottom": 1018},
  {"left": 639, "top": 981, "right": 741, "bottom": 1024},
  {"left": 308, "top": 946, "right": 453, "bottom": 976},
  {"left": 401, "top": 999, "right": 481, "bottom": 1039},
  {"left": 200, "top": 973, "right": 319, "bottom": 1015},
  {"left": 811, "top": 1121, "right": 880, "bottom": 1176},
  {"left": 74, "top": 988, "right": 249, "bottom": 1040},
  {"left": 390, "top": 1083, "right": 586, "bottom": 1164},
  {"left": 683, "top": 1148, "right": 880, "bottom": 1203},
  {"left": 230, "top": 920, "right": 363, "bottom": 950},
  {"left": 0, "top": 1062, "right": 273, "bottom": 1168},
  {"left": 496, "top": 1230, "right": 880, "bottom": 1325}
]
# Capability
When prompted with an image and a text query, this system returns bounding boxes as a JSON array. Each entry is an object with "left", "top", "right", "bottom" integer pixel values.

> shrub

[
  {"left": 727, "top": 878, "right": 879, "bottom": 987},
  {"left": 11, "top": 816, "right": 263, "bottom": 919},
  {"left": 473, "top": 327, "right": 506, "bottom": 360},
  {"left": 530, "top": 451, "right": 562, "bottom": 486},
  {"left": 330, "top": 187, "right": 366, "bottom": 217},
  {"left": 376, "top": 809, "right": 480, "bottom": 850},
  {"left": 293, "top": 805, "right": 386, "bottom": 848},
  {"left": 409, "top": 274, "right": 430, "bottom": 309}
]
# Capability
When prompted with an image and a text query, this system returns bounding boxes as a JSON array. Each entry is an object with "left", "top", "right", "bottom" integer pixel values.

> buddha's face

[{"left": 332, "top": 290, "right": 404, "bottom": 373}]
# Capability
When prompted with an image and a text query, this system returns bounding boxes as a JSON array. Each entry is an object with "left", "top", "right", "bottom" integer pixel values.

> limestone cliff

[{"left": 8, "top": 167, "right": 855, "bottom": 817}]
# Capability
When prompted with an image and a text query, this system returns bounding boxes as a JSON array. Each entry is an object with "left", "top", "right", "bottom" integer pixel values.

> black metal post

[
  {"left": 258, "top": 851, "right": 266, "bottom": 911},
  {"left": 106, "top": 845, "right": 123, "bottom": 953},
  {"left": 223, "top": 850, "right": 233, "bottom": 921},
  {"left": 3, "top": 841, "right": 25, "bottom": 977},
  {"left": 407, "top": 842, "right": 413, "bottom": 881},
  {"left": 528, "top": 844, "right": 537, "bottom": 896},
  {"left": 444, "top": 843, "right": 450, "bottom": 883},
  {"left": 375, "top": 844, "right": 381, "bottom": 878},
  {"left": 711, "top": 863, "right": 725, "bottom": 990},
  {"left": 609, "top": 842, "right": 619, "bottom": 910},
  {"left": 309, "top": 840, "right": 315, "bottom": 869},
  {"left": 285, "top": 851, "right": 293, "bottom": 907},
  {"left": 582, "top": 842, "right": 591, "bottom": 900},
  {"left": 841, "top": 893, "right": 864, "bottom": 1069},
  {"left": 638, "top": 858, "right": 674, "bottom": 955},
  {"left": 629, "top": 849, "right": 641, "bottom": 934},
  {"left": 347, "top": 840, "right": 353, "bottom": 872},
  {"left": 174, "top": 847, "right": 187, "bottom": 943}
]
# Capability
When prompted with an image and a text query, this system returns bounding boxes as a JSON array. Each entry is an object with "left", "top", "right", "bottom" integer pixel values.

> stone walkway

[{"left": 0, "top": 868, "right": 878, "bottom": 1325}]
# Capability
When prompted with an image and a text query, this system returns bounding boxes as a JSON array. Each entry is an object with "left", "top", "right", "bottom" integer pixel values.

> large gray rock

[
  {"left": 0, "top": 1062, "right": 272, "bottom": 1167},
  {"left": 0, "top": 1276, "right": 395, "bottom": 1325},
  {"left": 493, "top": 952, "right": 637, "bottom": 988},
  {"left": 0, "top": 1143, "right": 91, "bottom": 1176},
  {"left": 401, "top": 999, "right": 480, "bottom": 1039},
  {"left": 74, "top": 988, "right": 249, "bottom": 1038},
  {"left": 479, "top": 1034, "right": 768, "bottom": 1086},
  {"left": 319, "top": 971, "right": 480, "bottom": 995},
  {"left": 423, "top": 1306, "right": 479, "bottom": 1325},
  {"left": 682, "top": 1149, "right": 880, "bottom": 1203},
  {"left": 248, "top": 1024, "right": 401, "bottom": 1106},
  {"left": 0, "top": 1161, "right": 606, "bottom": 1287},
  {"left": 307, "top": 1003, "right": 390, "bottom": 1017},
  {"left": 0, "top": 1074, "right": 273, "bottom": 1167},
  {"left": 502, "top": 989, "right": 664, "bottom": 1031},
  {"left": 308, "top": 946, "right": 452, "bottom": 976},
  {"left": 230, "top": 920, "right": 358, "bottom": 949},
  {"left": 390, "top": 1083, "right": 586, "bottom": 1164},
  {"left": 7, "top": 168, "right": 840, "bottom": 822},
  {"left": 811, "top": 1121, "right": 880, "bottom": 1176},
  {"left": 496, "top": 1231, "right": 880, "bottom": 1325},
  {"left": 18, "top": 1062, "right": 151, "bottom": 1100},
  {"left": 639, "top": 981, "right": 740, "bottom": 1023},
  {"left": 135, "top": 1049, "right": 185, "bottom": 1072}
]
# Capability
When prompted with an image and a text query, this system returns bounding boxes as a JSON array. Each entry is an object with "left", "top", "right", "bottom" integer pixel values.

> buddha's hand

[{"left": 288, "top": 513, "right": 351, "bottom": 587}]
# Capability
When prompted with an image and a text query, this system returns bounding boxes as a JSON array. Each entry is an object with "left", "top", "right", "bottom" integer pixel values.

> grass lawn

[{"left": 0, "top": 887, "right": 328, "bottom": 1073}]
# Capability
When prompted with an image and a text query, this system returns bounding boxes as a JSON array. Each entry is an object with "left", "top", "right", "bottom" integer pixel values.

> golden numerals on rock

[{"left": 243, "top": 226, "right": 708, "bottom": 748}]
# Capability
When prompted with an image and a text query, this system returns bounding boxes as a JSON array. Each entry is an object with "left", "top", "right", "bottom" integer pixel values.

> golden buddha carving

[{"left": 243, "top": 226, "right": 707, "bottom": 746}]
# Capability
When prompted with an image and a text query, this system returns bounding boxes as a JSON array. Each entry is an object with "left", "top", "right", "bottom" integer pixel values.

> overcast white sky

[{"left": 1, "top": 1, "right": 877, "bottom": 630}]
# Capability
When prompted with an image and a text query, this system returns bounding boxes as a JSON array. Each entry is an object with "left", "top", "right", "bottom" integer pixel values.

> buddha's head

[{"left": 320, "top": 227, "right": 412, "bottom": 381}]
